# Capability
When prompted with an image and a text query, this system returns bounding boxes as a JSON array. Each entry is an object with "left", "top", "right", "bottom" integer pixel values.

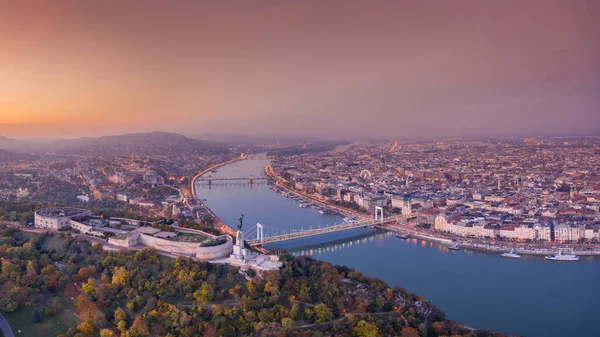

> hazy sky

[{"left": 1, "top": 0, "right": 599, "bottom": 139}]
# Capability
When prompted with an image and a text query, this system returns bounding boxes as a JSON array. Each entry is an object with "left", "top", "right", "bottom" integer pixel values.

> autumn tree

[
  {"left": 99, "top": 329, "right": 114, "bottom": 337},
  {"left": 82, "top": 278, "right": 97, "bottom": 300},
  {"left": 77, "top": 319, "right": 95, "bottom": 336},
  {"left": 353, "top": 320, "right": 379, "bottom": 337}
]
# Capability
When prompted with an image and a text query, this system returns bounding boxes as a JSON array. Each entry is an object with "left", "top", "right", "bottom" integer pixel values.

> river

[{"left": 196, "top": 158, "right": 600, "bottom": 337}]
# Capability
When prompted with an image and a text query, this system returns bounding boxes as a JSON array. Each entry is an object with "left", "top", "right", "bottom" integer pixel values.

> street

[{"left": 0, "top": 313, "right": 15, "bottom": 337}]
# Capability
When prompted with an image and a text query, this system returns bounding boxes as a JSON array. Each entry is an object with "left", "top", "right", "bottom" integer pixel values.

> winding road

[{"left": 0, "top": 313, "right": 15, "bottom": 337}]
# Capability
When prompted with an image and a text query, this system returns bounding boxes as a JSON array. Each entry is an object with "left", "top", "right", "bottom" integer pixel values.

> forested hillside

[{"left": 0, "top": 226, "right": 511, "bottom": 337}]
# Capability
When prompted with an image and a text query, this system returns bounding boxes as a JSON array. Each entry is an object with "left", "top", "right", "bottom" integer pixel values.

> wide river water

[{"left": 196, "top": 158, "right": 599, "bottom": 337}]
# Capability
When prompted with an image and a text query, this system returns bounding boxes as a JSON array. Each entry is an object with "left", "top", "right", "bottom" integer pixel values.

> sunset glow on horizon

[{"left": 1, "top": 0, "right": 599, "bottom": 139}]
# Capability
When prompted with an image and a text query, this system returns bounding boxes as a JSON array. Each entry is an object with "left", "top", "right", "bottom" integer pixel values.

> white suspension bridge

[{"left": 243, "top": 207, "right": 407, "bottom": 246}]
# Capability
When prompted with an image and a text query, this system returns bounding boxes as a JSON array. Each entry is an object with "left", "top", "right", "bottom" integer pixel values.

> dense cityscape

[
  {"left": 2, "top": 1, "right": 600, "bottom": 336},
  {"left": 0, "top": 133, "right": 523, "bottom": 337},
  {"left": 270, "top": 138, "right": 600, "bottom": 252},
  {"left": 2, "top": 130, "right": 600, "bottom": 336}
]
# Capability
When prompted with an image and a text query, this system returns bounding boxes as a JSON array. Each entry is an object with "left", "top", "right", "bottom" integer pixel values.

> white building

[
  {"left": 554, "top": 223, "right": 583, "bottom": 242},
  {"left": 533, "top": 224, "right": 552, "bottom": 241},
  {"left": 434, "top": 214, "right": 449, "bottom": 231},
  {"left": 391, "top": 196, "right": 404, "bottom": 209},
  {"left": 515, "top": 225, "right": 535, "bottom": 241},
  {"left": 499, "top": 226, "right": 518, "bottom": 240},
  {"left": 34, "top": 207, "right": 91, "bottom": 230}
]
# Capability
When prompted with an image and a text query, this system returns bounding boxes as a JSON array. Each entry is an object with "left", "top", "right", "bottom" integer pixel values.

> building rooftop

[
  {"left": 134, "top": 227, "right": 162, "bottom": 235},
  {"left": 35, "top": 207, "right": 90, "bottom": 219}
]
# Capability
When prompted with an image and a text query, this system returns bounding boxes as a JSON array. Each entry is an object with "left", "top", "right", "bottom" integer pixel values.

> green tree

[
  {"left": 114, "top": 307, "right": 128, "bottom": 323},
  {"left": 353, "top": 320, "right": 379, "bottom": 337},
  {"left": 116, "top": 320, "right": 127, "bottom": 332},
  {"left": 245, "top": 280, "right": 255, "bottom": 294},
  {"left": 289, "top": 303, "right": 299, "bottom": 320},
  {"left": 0, "top": 298, "right": 18, "bottom": 313},
  {"left": 111, "top": 266, "right": 129, "bottom": 287},
  {"left": 81, "top": 278, "right": 97, "bottom": 300},
  {"left": 281, "top": 317, "right": 294, "bottom": 330},
  {"left": 193, "top": 283, "right": 215, "bottom": 303},
  {"left": 77, "top": 319, "right": 95, "bottom": 336},
  {"left": 99, "top": 329, "right": 113, "bottom": 337},
  {"left": 313, "top": 303, "right": 333, "bottom": 323}
]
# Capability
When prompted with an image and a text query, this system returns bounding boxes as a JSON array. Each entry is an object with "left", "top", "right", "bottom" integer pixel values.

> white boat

[
  {"left": 319, "top": 210, "right": 325, "bottom": 214},
  {"left": 501, "top": 249, "right": 522, "bottom": 259},
  {"left": 545, "top": 250, "right": 580, "bottom": 261},
  {"left": 448, "top": 243, "right": 461, "bottom": 251}
]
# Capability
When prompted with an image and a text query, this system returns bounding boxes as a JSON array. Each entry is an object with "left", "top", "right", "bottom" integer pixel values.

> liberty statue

[{"left": 237, "top": 214, "right": 244, "bottom": 231}]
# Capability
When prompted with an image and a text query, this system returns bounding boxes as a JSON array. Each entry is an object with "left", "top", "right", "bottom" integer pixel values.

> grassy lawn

[
  {"left": 3, "top": 284, "right": 86, "bottom": 337},
  {"left": 169, "top": 232, "right": 208, "bottom": 243},
  {"left": 4, "top": 307, "right": 80, "bottom": 337}
]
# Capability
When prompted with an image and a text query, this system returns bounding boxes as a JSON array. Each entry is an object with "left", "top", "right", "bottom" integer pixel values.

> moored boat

[
  {"left": 545, "top": 250, "right": 580, "bottom": 261},
  {"left": 448, "top": 243, "right": 461, "bottom": 251},
  {"left": 396, "top": 233, "right": 410, "bottom": 239},
  {"left": 501, "top": 249, "right": 522, "bottom": 259}
]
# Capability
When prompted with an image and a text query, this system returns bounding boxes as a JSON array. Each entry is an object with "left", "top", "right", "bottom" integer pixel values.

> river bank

[
  {"left": 189, "top": 156, "right": 247, "bottom": 236},
  {"left": 385, "top": 225, "right": 600, "bottom": 256},
  {"left": 265, "top": 164, "right": 600, "bottom": 258},
  {"left": 264, "top": 165, "right": 368, "bottom": 220}
]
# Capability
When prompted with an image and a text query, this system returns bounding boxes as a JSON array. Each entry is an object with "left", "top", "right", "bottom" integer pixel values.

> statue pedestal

[{"left": 230, "top": 230, "right": 248, "bottom": 262}]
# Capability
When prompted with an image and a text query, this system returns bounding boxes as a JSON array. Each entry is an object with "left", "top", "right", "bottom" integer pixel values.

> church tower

[{"left": 402, "top": 194, "right": 412, "bottom": 216}]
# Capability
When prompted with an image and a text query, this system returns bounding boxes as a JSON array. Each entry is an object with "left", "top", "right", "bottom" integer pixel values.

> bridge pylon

[
  {"left": 374, "top": 206, "right": 384, "bottom": 226},
  {"left": 256, "top": 223, "right": 264, "bottom": 245}
]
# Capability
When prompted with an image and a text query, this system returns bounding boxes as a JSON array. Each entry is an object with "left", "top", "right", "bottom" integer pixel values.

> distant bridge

[
  {"left": 244, "top": 207, "right": 407, "bottom": 246},
  {"left": 196, "top": 181, "right": 268, "bottom": 187},
  {"left": 195, "top": 174, "right": 268, "bottom": 186},
  {"left": 195, "top": 175, "right": 267, "bottom": 182}
]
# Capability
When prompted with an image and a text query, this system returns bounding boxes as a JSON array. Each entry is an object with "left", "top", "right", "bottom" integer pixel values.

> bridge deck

[
  {"left": 247, "top": 217, "right": 401, "bottom": 246},
  {"left": 196, "top": 177, "right": 268, "bottom": 181}
]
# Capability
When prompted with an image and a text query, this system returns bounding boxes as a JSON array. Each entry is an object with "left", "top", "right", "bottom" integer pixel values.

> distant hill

[
  {"left": 0, "top": 148, "right": 14, "bottom": 158},
  {"left": 43, "top": 131, "right": 228, "bottom": 156},
  {"left": 0, "top": 147, "right": 37, "bottom": 161},
  {"left": 191, "top": 133, "right": 259, "bottom": 144},
  {"left": 0, "top": 135, "right": 26, "bottom": 151},
  {"left": 191, "top": 132, "right": 342, "bottom": 145}
]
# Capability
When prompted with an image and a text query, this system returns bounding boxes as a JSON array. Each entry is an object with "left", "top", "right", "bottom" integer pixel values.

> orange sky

[{"left": 1, "top": 0, "right": 599, "bottom": 139}]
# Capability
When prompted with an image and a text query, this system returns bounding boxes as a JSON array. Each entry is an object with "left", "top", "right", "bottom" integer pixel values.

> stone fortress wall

[
  {"left": 33, "top": 207, "right": 233, "bottom": 261},
  {"left": 108, "top": 228, "right": 233, "bottom": 261}
]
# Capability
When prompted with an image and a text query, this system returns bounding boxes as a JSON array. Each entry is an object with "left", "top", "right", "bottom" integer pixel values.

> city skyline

[{"left": 1, "top": 0, "right": 599, "bottom": 139}]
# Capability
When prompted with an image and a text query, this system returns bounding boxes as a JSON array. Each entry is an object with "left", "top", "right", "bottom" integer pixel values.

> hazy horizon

[{"left": 1, "top": 1, "right": 599, "bottom": 139}]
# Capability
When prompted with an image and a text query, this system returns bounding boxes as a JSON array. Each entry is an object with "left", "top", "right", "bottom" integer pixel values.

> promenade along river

[{"left": 196, "top": 158, "right": 600, "bottom": 337}]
